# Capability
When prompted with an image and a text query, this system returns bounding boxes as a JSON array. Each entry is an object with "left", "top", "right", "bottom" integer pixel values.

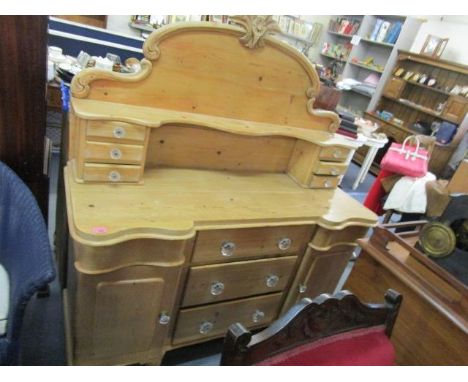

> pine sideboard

[{"left": 64, "top": 17, "right": 377, "bottom": 365}]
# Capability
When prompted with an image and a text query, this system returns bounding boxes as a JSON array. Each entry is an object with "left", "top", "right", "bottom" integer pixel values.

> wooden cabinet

[
  {"left": 345, "top": 224, "right": 468, "bottom": 365},
  {"left": 0, "top": 16, "right": 49, "bottom": 215},
  {"left": 383, "top": 77, "right": 405, "bottom": 99},
  {"left": 442, "top": 95, "right": 468, "bottom": 124},
  {"left": 356, "top": 51, "right": 468, "bottom": 176},
  {"left": 64, "top": 18, "right": 377, "bottom": 365}
]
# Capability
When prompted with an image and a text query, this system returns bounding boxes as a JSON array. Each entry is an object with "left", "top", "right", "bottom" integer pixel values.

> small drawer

[
  {"left": 83, "top": 141, "right": 145, "bottom": 165},
  {"left": 192, "top": 226, "right": 313, "bottom": 264},
  {"left": 173, "top": 293, "right": 282, "bottom": 345},
  {"left": 86, "top": 120, "right": 146, "bottom": 143},
  {"left": 182, "top": 256, "right": 297, "bottom": 307},
  {"left": 312, "top": 161, "right": 348, "bottom": 176},
  {"left": 309, "top": 175, "right": 340, "bottom": 189},
  {"left": 318, "top": 146, "right": 350, "bottom": 162},
  {"left": 82, "top": 163, "right": 142, "bottom": 183}
]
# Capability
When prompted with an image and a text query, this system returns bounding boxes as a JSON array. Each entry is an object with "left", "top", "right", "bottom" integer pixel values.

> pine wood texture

[
  {"left": 65, "top": 166, "right": 377, "bottom": 244},
  {"left": 182, "top": 256, "right": 298, "bottom": 306},
  {"left": 71, "top": 22, "right": 338, "bottom": 132},
  {"left": 192, "top": 225, "right": 314, "bottom": 264},
  {"left": 173, "top": 293, "right": 283, "bottom": 345},
  {"left": 65, "top": 19, "right": 378, "bottom": 365}
]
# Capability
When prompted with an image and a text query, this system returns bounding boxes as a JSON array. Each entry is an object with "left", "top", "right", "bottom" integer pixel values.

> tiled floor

[{"left": 18, "top": 153, "right": 376, "bottom": 366}]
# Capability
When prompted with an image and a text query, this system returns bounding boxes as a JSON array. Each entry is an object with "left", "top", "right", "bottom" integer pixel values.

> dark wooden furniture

[
  {"left": 220, "top": 289, "right": 402, "bottom": 365},
  {"left": 0, "top": 16, "right": 49, "bottom": 215},
  {"left": 345, "top": 222, "right": 468, "bottom": 365},
  {"left": 354, "top": 50, "right": 468, "bottom": 177},
  {"left": 53, "top": 15, "right": 107, "bottom": 29}
]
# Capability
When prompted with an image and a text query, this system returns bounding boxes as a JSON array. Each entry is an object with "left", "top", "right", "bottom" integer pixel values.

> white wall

[
  {"left": 410, "top": 16, "right": 468, "bottom": 64},
  {"left": 106, "top": 15, "right": 141, "bottom": 37}
]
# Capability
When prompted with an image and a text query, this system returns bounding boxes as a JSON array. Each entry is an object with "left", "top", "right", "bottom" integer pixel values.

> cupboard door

[
  {"left": 383, "top": 77, "right": 405, "bottom": 99},
  {"left": 282, "top": 247, "right": 353, "bottom": 313},
  {"left": 442, "top": 96, "right": 468, "bottom": 124},
  {"left": 94, "top": 278, "right": 165, "bottom": 358}
]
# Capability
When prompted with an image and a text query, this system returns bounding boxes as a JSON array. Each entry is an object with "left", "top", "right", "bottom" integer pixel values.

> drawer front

[
  {"left": 309, "top": 175, "right": 340, "bottom": 189},
  {"left": 192, "top": 226, "right": 313, "bottom": 264},
  {"left": 318, "top": 146, "right": 350, "bottom": 162},
  {"left": 173, "top": 293, "right": 283, "bottom": 345},
  {"left": 82, "top": 163, "right": 142, "bottom": 183},
  {"left": 312, "top": 161, "right": 348, "bottom": 176},
  {"left": 182, "top": 256, "right": 297, "bottom": 307},
  {"left": 83, "top": 141, "right": 145, "bottom": 164},
  {"left": 86, "top": 120, "right": 147, "bottom": 143}
]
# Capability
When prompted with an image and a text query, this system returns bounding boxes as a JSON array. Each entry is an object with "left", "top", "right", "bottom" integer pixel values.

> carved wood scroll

[{"left": 230, "top": 15, "right": 281, "bottom": 49}]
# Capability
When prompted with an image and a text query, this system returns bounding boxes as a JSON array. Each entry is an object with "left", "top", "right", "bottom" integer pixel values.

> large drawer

[
  {"left": 173, "top": 293, "right": 283, "bottom": 345},
  {"left": 86, "top": 120, "right": 147, "bottom": 143},
  {"left": 182, "top": 256, "right": 297, "bottom": 307},
  {"left": 192, "top": 225, "right": 313, "bottom": 264},
  {"left": 83, "top": 141, "right": 145, "bottom": 164}
]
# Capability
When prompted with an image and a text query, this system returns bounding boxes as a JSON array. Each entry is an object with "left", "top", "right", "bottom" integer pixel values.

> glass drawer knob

[
  {"left": 331, "top": 168, "right": 338, "bottom": 176},
  {"left": 324, "top": 180, "right": 332, "bottom": 188},
  {"left": 109, "top": 170, "right": 121, "bottom": 182},
  {"left": 210, "top": 281, "right": 225, "bottom": 296},
  {"left": 252, "top": 309, "right": 265, "bottom": 323},
  {"left": 333, "top": 149, "right": 341, "bottom": 158},
  {"left": 199, "top": 321, "right": 214, "bottom": 334},
  {"left": 221, "top": 241, "right": 235, "bottom": 257},
  {"left": 299, "top": 284, "right": 307, "bottom": 294},
  {"left": 278, "top": 237, "right": 292, "bottom": 251},
  {"left": 158, "top": 312, "right": 171, "bottom": 325},
  {"left": 110, "top": 148, "right": 122, "bottom": 160},
  {"left": 113, "top": 126, "right": 125, "bottom": 138},
  {"left": 266, "top": 274, "right": 279, "bottom": 288}
]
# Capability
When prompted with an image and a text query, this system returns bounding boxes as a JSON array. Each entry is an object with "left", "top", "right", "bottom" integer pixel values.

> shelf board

[
  {"left": 129, "top": 21, "right": 156, "bottom": 32},
  {"left": 365, "top": 111, "right": 412, "bottom": 132},
  {"left": 320, "top": 53, "right": 348, "bottom": 63},
  {"left": 382, "top": 96, "right": 456, "bottom": 123},
  {"left": 403, "top": 79, "right": 451, "bottom": 96},
  {"left": 348, "top": 88, "right": 373, "bottom": 98},
  {"left": 361, "top": 38, "right": 395, "bottom": 48},
  {"left": 349, "top": 61, "right": 384, "bottom": 74},
  {"left": 327, "top": 30, "right": 354, "bottom": 38}
]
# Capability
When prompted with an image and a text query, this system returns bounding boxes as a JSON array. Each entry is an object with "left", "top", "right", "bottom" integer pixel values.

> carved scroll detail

[
  {"left": 230, "top": 15, "right": 281, "bottom": 49},
  {"left": 71, "top": 59, "right": 153, "bottom": 99},
  {"left": 306, "top": 87, "right": 341, "bottom": 133}
]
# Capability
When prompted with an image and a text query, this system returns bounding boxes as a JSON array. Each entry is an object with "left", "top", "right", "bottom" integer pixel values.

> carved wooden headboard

[{"left": 71, "top": 16, "right": 339, "bottom": 132}]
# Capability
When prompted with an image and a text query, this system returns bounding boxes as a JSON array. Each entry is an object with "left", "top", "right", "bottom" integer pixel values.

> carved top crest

[{"left": 230, "top": 15, "right": 281, "bottom": 49}]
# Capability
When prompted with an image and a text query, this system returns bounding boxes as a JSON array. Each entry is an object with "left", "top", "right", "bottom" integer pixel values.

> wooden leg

[{"left": 382, "top": 210, "right": 394, "bottom": 224}]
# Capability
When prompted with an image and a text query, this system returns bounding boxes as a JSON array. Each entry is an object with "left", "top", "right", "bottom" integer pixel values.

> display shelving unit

[{"left": 317, "top": 15, "right": 424, "bottom": 117}]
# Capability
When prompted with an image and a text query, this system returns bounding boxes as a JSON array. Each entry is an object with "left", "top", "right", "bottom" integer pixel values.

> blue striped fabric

[{"left": 0, "top": 161, "right": 55, "bottom": 365}]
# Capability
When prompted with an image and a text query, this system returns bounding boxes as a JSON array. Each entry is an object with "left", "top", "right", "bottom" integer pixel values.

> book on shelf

[
  {"left": 328, "top": 17, "right": 361, "bottom": 35},
  {"left": 370, "top": 19, "right": 383, "bottom": 40},
  {"left": 376, "top": 21, "right": 391, "bottom": 42},
  {"left": 385, "top": 21, "right": 402, "bottom": 44},
  {"left": 369, "top": 19, "right": 403, "bottom": 44}
]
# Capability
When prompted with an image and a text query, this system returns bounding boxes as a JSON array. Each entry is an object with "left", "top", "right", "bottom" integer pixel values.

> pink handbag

[{"left": 380, "top": 135, "right": 429, "bottom": 178}]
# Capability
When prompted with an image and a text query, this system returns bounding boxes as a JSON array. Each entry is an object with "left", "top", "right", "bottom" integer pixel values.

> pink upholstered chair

[{"left": 220, "top": 289, "right": 402, "bottom": 366}]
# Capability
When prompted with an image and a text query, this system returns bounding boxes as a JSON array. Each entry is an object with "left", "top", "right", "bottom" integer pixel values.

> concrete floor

[{"left": 18, "top": 153, "right": 377, "bottom": 366}]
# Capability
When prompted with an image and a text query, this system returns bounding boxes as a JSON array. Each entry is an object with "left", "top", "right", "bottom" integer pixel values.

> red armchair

[{"left": 220, "top": 289, "right": 402, "bottom": 366}]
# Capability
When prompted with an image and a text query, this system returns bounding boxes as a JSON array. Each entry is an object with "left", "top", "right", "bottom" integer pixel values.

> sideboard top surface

[{"left": 65, "top": 166, "right": 377, "bottom": 245}]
